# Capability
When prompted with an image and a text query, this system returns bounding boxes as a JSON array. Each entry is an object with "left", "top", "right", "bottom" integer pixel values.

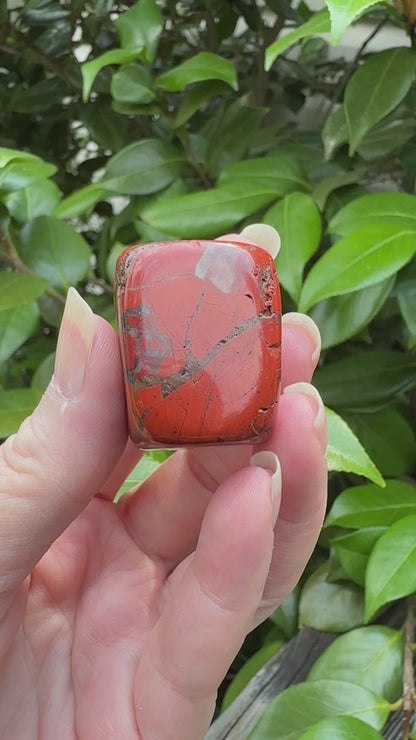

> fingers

[
  {"left": 119, "top": 312, "right": 321, "bottom": 566},
  {"left": 253, "top": 383, "right": 328, "bottom": 625},
  {"left": 0, "top": 289, "right": 127, "bottom": 606},
  {"left": 134, "top": 462, "right": 279, "bottom": 739}
]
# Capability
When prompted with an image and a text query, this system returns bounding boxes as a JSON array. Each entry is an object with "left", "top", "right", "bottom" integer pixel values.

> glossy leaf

[
  {"left": 265, "top": 193, "right": 321, "bottom": 303},
  {"left": 326, "top": 0, "right": 387, "bottom": 45},
  {"left": 0, "top": 388, "right": 42, "bottom": 438},
  {"left": 299, "top": 562, "right": 365, "bottom": 632},
  {"left": 248, "top": 680, "right": 388, "bottom": 739},
  {"left": 0, "top": 273, "right": 49, "bottom": 310},
  {"left": 140, "top": 180, "right": 278, "bottom": 238},
  {"left": 328, "top": 192, "right": 416, "bottom": 236},
  {"left": 365, "top": 515, "right": 416, "bottom": 621},
  {"left": 312, "top": 170, "right": 364, "bottom": 210},
  {"left": 307, "top": 626, "right": 403, "bottom": 702},
  {"left": 157, "top": 52, "right": 238, "bottom": 92},
  {"left": 325, "top": 479, "right": 416, "bottom": 529},
  {"left": 4, "top": 179, "right": 60, "bottom": 222},
  {"left": 331, "top": 528, "right": 387, "bottom": 587},
  {"left": 309, "top": 277, "right": 394, "bottom": 349},
  {"left": 398, "top": 278, "right": 416, "bottom": 336},
  {"left": 299, "top": 225, "right": 416, "bottom": 312},
  {"left": 10, "top": 78, "right": 65, "bottom": 114},
  {"left": 265, "top": 9, "right": 331, "bottom": 70},
  {"left": 358, "top": 117, "right": 416, "bottom": 160},
  {"left": 115, "top": 454, "right": 164, "bottom": 501},
  {"left": 114, "top": 0, "right": 163, "bottom": 62},
  {"left": 0, "top": 158, "right": 56, "bottom": 193},
  {"left": 54, "top": 184, "right": 107, "bottom": 220},
  {"left": 345, "top": 48, "right": 416, "bottom": 154},
  {"left": 0, "top": 303, "right": 40, "bottom": 363},
  {"left": 322, "top": 105, "right": 348, "bottom": 160},
  {"left": 101, "top": 139, "right": 185, "bottom": 195},
  {"left": 343, "top": 407, "right": 416, "bottom": 478},
  {"left": 111, "top": 63, "right": 156, "bottom": 104},
  {"left": 81, "top": 47, "right": 144, "bottom": 103},
  {"left": 19, "top": 216, "right": 91, "bottom": 289},
  {"left": 297, "top": 715, "right": 384, "bottom": 740},
  {"left": 204, "top": 102, "right": 266, "bottom": 177},
  {"left": 314, "top": 350, "right": 416, "bottom": 410},
  {"left": 269, "top": 589, "right": 299, "bottom": 640},
  {"left": 219, "top": 155, "right": 309, "bottom": 194},
  {"left": 326, "top": 408, "right": 384, "bottom": 486},
  {"left": 174, "top": 81, "right": 230, "bottom": 128},
  {"left": 31, "top": 352, "right": 55, "bottom": 392},
  {"left": 222, "top": 641, "right": 284, "bottom": 712},
  {"left": 0, "top": 148, "right": 40, "bottom": 168}
]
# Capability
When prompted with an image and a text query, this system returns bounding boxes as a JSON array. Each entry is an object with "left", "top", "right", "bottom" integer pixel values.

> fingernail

[
  {"left": 283, "top": 382, "right": 326, "bottom": 433},
  {"left": 282, "top": 313, "right": 322, "bottom": 367},
  {"left": 250, "top": 451, "right": 282, "bottom": 525},
  {"left": 240, "top": 224, "right": 281, "bottom": 259},
  {"left": 54, "top": 287, "right": 96, "bottom": 399}
]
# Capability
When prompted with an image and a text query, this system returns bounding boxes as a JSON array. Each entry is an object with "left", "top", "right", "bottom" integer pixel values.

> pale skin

[{"left": 0, "top": 229, "right": 327, "bottom": 739}]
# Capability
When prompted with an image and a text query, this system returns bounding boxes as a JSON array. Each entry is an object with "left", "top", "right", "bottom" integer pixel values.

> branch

[{"left": 402, "top": 596, "right": 416, "bottom": 739}]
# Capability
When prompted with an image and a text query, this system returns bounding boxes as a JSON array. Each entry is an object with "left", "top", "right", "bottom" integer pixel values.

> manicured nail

[
  {"left": 282, "top": 313, "right": 322, "bottom": 367},
  {"left": 283, "top": 381, "right": 326, "bottom": 433},
  {"left": 240, "top": 224, "right": 281, "bottom": 259},
  {"left": 54, "top": 287, "right": 96, "bottom": 399},
  {"left": 250, "top": 450, "right": 282, "bottom": 525}
]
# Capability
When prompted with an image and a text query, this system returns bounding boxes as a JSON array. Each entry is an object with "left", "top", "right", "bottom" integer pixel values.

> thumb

[{"left": 0, "top": 288, "right": 127, "bottom": 603}]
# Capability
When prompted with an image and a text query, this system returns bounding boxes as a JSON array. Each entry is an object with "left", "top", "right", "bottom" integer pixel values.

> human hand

[{"left": 0, "top": 229, "right": 327, "bottom": 740}]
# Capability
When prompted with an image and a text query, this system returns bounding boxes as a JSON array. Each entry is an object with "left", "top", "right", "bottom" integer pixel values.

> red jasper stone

[{"left": 114, "top": 239, "right": 281, "bottom": 449}]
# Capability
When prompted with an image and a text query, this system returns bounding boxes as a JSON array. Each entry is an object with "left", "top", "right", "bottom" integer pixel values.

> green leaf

[
  {"left": 222, "top": 641, "right": 284, "bottom": 712},
  {"left": 174, "top": 81, "right": 231, "bottom": 128},
  {"left": 345, "top": 48, "right": 416, "bottom": 154},
  {"left": 309, "top": 277, "right": 394, "bottom": 349},
  {"left": 307, "top": 626, "right": 403, "bottom": 702},
  {"left": 312, "top": 170, "right": 365, "bottom": 211},
  {"left": 219, "top": 155, "right": 310, "bottom": 195},
  {"left": 358, "top": 117, "right": 416, "bottom": 160},
  {"left": 81, "top": 47, "right": 144, "bottom": 103},
  {"left": 264, "top": 193, "right": 321, "bottom": 303},
  {"left": 4, "top": 179, "right": 60, "bottom": 222},
  {"left": 114, "top": 454, "right": 164, "bottom": 502},
  {"left": 248, "top": 680, "right": 388, "bottom": 739},
  {"left": 297, "top": 715, "right": 387, "bottom": 740},
  {"left": 0, "top": 303, "right": 40, "bottom": 363},
  {"left": 331, "top": 528, "right": 387, "bottom": 587},
  {"left": 343, "top": 407, "right": 416, "bottom": 478},
  {"left": 299, "top": 562, "right": 365, "bottom": 632},
  {"left": 19, "top": 216, "right": 91, "bottom": 289},
  {"left": 10, "top": 78, "right": 65, "bottom": 113},
  {"left": 0, "top": 388, "right": 42, "bottom": 438},
  {"left": 398, "top": 277, "right": 416, "bottom": 336},
  {"left": 204, "top": 101, "right": 267, "bottom": 177},
  {"left": 101, "top": 139, "right": 185, "bottom": 195},
  {"left": 328, "top": 192, "right": 416, "bottom": 236},
  {"left": 157, "top": 52, "right": 238, "bottom": 92},
  {"left": 140, "top": 180, "right": 279, "bottom": 238},
  {"left": 326, "top": 0, "right": 388, "bottom": 45},
  {"left": 0, "top": 148, "right": 40, "bottom": 168},
  {"left": 299, "top": 225, "right": 416, "bottom": 312},
  {"left": 31, "top": 352, "right": 55, "bottom": 392},
  {"left": 265, "top": 9, "right": 331, "bottom": 70},
  {"left": 111, "top": 63, "right": 157, "bottom": 104},
  {"left": 314, "top": 350, "right": 416, "bottom": 410},
  {"left": 325, "top": 479, "right": 416, "bottom": 529},
  {"left": 322, "top": 106, "right": 349, "bottom": 160},
  {"left": 0, "top": 273, "right": 49, "bottom": 310},
  {"left": 269, "top": 589, "right": 299, "bottom": 640},
  {"left": 0, "top": 158, "right": 56, "bottom": 193},
  {"left": 114, "top": 0, "right": 163, "bottom": 62},
  {"left": 326, "top": 408, "right": 384, "bottom": 486},
  {"left": 365, "top": 514, "right": 416, "bottom": 621},
  {"left": 53, "top": 184, "right": 107, "bottom": 220}
]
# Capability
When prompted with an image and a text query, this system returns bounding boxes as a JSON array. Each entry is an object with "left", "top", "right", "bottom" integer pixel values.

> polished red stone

[{"left": 114, "top": 239, "right": 281, "bottom": 448}]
